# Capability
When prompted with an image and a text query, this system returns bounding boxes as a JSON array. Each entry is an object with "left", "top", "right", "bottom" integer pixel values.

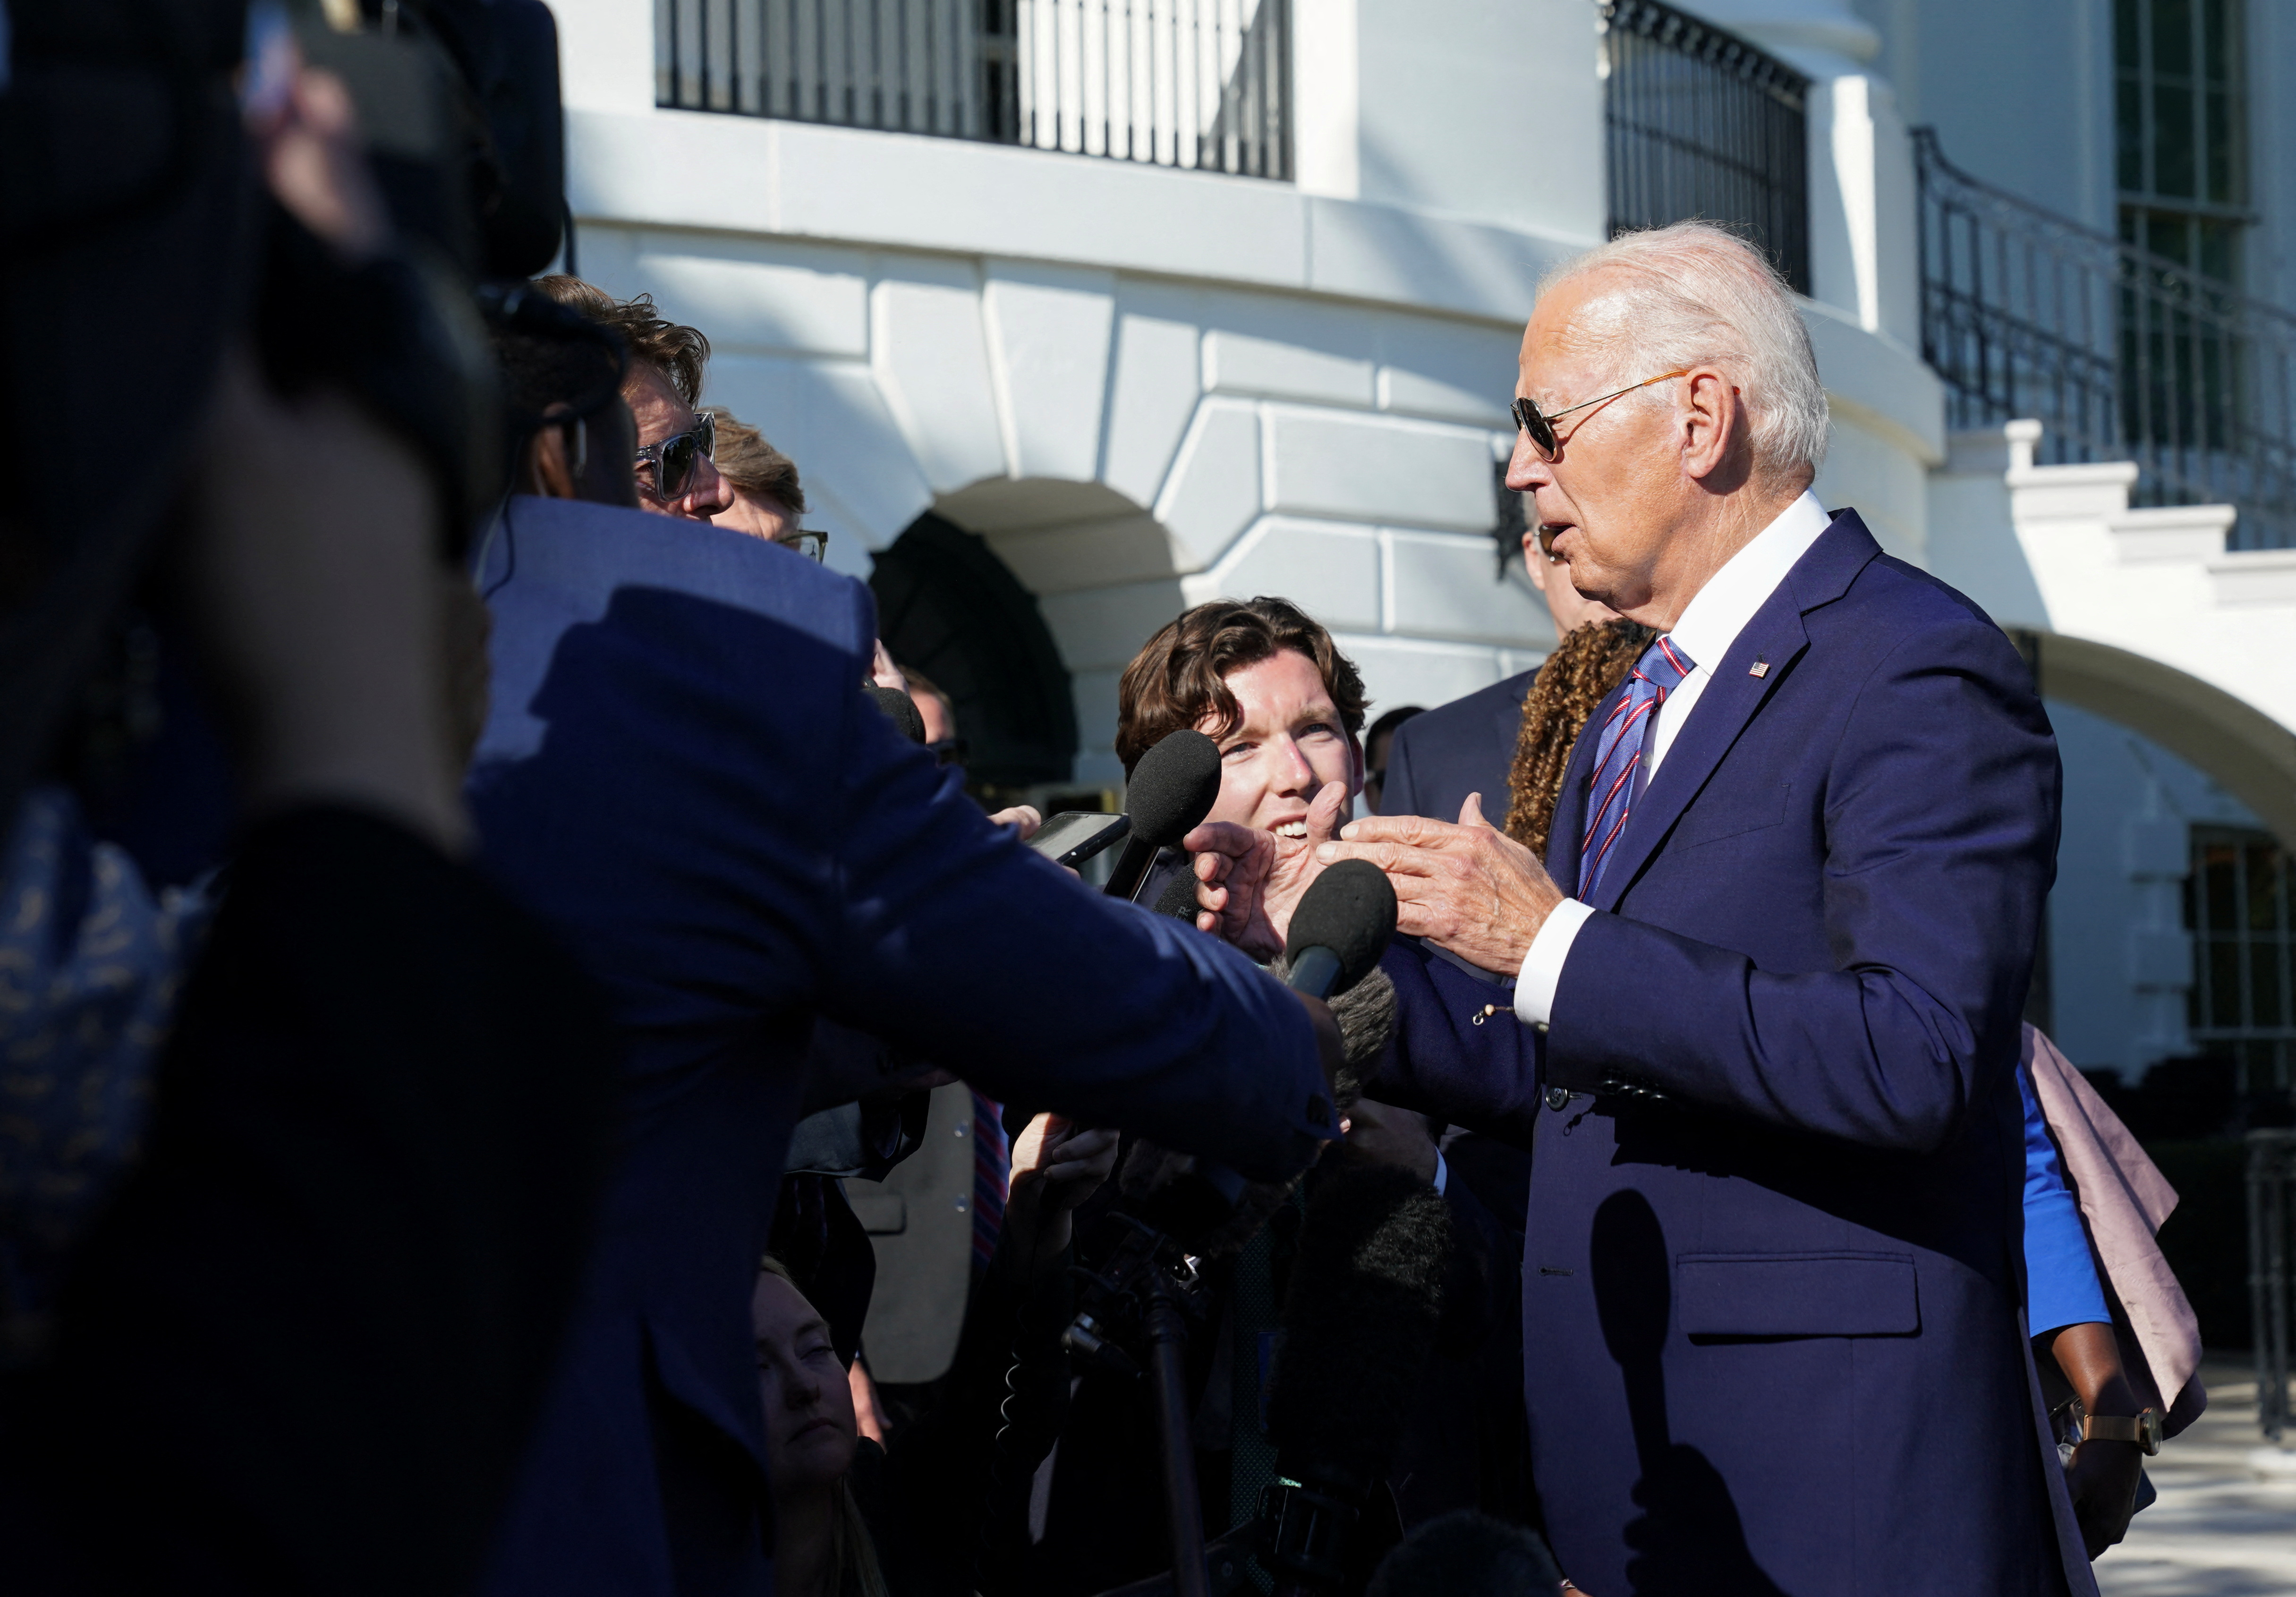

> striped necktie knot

[{"left": 1579, "top": 634, "right": 1696, "bottom": 899}]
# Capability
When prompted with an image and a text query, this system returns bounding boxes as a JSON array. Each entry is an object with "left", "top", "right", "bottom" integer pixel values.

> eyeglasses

[
  {"left": 774, "top": 528, "right": 829, "bottom": 562},
  {"left": 634, "top": 410, "right": 717, "bottom": 500},
  {"left": 1509, "top": 368, "right": 1691, "bottom": 461},
  {"left": 927, "top": 736, "right": 967, "bottom": 768}
]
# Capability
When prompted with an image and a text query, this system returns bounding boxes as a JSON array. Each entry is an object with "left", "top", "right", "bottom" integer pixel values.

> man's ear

[
  {"left": 1679, "top": 366, "right": 1744, "bottom": 484},
  {"left": 527, "top": 425, "right": 577, "bottom": 500}
]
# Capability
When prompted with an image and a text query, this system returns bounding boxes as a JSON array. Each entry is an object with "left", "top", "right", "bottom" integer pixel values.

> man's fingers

[
  {"left": 1183, "top": 819, "right": 1260, "bottom": 858},
  {"left": 1312, "top": 839, "right": 1450, "bottom": 877},
  {"left": 1458, "top": 791, "right": 1498, "bottom": 832},
  {"left": 1338, "top": 811, "right": 1474, "bottom": 850},
  {"left": 1307, "top": 780, "right": 1349, "bottom": 846}
]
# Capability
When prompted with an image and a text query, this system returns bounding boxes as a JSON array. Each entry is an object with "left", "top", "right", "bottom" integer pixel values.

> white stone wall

[{"left": 574, "top": 221, "right": 1551, "bottom": 784}]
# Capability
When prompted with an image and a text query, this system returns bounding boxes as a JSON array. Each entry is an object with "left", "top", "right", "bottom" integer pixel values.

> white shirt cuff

[
  {"left": 1514, "top": 898, "right": 1596, "bottom": 1028},
  {"left": 1430, "top": 1149, "right": 1449, "bottom": 1197}
]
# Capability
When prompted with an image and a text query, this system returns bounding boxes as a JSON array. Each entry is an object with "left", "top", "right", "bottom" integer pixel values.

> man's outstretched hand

[
  {"left": 1181, "top": 780, "right": 1349, "bottom": 960},
  {"left": 1313, "top": 794, "right": 1567, "bottom": 977}
]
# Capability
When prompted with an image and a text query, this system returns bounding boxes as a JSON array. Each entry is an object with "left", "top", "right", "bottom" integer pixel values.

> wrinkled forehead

[
  {"left": 1518, "top": 271, "right": 1634, "bottom": 396},
  {"left": 623, "top": 360, "right": 697, "bottom": 446}
]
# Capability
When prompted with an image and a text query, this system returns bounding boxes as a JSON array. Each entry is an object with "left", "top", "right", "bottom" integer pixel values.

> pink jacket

[{"left": 2024, "top": 1025, "right": 2208, "bottom": 1433}]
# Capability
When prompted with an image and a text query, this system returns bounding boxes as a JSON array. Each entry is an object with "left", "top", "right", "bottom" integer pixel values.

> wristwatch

[{"left": 2080, "top": 1407, "right": 2163, "bottom": 1455}]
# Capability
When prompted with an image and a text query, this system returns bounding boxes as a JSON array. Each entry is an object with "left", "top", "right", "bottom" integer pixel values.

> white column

[
  {"left": 1291, "top": 0, "right": 1360, "bottom": 201},
  {"left": 548, "top": 0, "right": 658, "bottom": 117}
]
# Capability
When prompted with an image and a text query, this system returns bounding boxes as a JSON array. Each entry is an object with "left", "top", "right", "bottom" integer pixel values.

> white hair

[{"left": 1536, "top": 221, "right": 1830, "bottom": 479}]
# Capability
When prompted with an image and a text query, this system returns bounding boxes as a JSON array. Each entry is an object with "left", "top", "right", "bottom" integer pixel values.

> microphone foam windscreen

[
  {"left": 865, "top": 684, "right": 926, "bottom": 745},
  {"left": 1151, "top": 869, "right": 1202, "bottom": 921},
  {"left": 1266, "top": 1164, "right": 1450, "bottom": 1482},
  {"left": 1123, "top": 729, "right": 1223, "bottom": 848},
  {"left": 1284, "top": 859, "right": 1398, "bottom": 994}
]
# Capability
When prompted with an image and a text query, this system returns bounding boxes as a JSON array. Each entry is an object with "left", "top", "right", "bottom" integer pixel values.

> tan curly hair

[{"left": 1503, "top": 619, "right": 1657, "bottom": 857}]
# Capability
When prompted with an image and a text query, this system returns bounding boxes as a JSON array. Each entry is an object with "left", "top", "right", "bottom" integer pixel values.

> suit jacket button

[{"left": 1545, "top": 1087, "right": 1570, "bottom": 1112}]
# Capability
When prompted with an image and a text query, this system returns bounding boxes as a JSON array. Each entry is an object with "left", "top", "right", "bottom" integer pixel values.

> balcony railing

[
  {"left": 1601, "top": 0, "right": 1811, "bottom": 294},
  {"left": 1917, "top": 129, "right": 2296, "bottom": 551},
  {"left": 656, "top": 0, "right": 1291, "bottom": 180}
]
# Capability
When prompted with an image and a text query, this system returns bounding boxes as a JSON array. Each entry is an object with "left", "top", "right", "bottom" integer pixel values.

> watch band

[{"left": 2081, "top": 1408, "right": 2163, "bottom": 1455}]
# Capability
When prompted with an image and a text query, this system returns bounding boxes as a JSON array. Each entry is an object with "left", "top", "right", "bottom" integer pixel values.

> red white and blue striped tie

[{"left": 1578, "top": 635, "right": 1695, "bottom": 900}]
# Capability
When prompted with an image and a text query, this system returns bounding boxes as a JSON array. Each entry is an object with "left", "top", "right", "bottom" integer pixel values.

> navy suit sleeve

[
  {"left": 1546, "top": 612, "right": 2058, "bottom": 1154},
  {"left": 1381, "top": 721, "right": 1425, "bottom": 818},
  {"left": 1361, "top": 939, "right": 1543, "bottom": 1147},
  {"left": 813, "top": 683, "right": 1328, "bottom": 1181}
]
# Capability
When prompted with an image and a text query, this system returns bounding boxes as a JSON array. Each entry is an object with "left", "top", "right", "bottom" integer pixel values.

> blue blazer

[
  {"left": 1380, "top": 666, "right": 1536, "bottom": 826},
  {"left": 465, "top": 499, "right": 1327, "bottom": 1597},
  {"left": 1367, "top": 511, "right": 2071, "bottom": 1595}
]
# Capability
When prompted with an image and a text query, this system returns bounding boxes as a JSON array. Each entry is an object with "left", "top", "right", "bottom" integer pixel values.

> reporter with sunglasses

[{"left": 533, "top": 277, "right": 734, "bottom": 520}]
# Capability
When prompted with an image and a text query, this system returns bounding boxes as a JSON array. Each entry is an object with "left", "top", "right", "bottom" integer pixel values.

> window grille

[
  {"left": 1600, "top": 0, "right": 1811, "bottom": 294},
  {"left": 2186, "top": 825, "right": 2296, "bottom": 1094},
  {"left": 2115, "top": 0, "right": 2247, "bottom": 287},
  {"left": 655, "top": 0, "right": 1291, "bottom": 181}
]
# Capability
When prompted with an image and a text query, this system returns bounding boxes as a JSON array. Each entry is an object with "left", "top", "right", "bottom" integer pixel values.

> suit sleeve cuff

[{"left": 1514, "top": 898, "right": 1595, "bottom": 1028}]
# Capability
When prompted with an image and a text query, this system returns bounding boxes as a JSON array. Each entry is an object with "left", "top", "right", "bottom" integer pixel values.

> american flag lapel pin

[{"left": 1748, "top": 658, "right": 1770, "bottom": 678}]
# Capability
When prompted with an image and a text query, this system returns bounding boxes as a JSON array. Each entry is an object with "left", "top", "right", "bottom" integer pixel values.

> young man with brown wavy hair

[
  {"left": 1116, "top": 595, "right": 1368, "bottom": 845},
  {"left": 532, "top": 276, "right": 732, "bottom": 522}
]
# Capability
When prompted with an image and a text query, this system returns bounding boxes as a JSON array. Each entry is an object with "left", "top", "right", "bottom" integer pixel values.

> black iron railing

[
  {"left": 656, "top": 0, "right": 1290, "bottom": 180},
  {"left": 1917, "top": 129, "right": 2296, "bottom": 551},
  {"left": 1601, "top": 0, "right": 1811, "bottom": 294},
  {"left": 2252, "top": 1129, "right": 2296, "bottom": 1443}
]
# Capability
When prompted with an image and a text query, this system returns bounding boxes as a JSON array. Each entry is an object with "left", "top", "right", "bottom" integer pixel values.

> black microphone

[
  {"left": 1116, "top": 862, "right": 1400, "bottom": 1258},
  {"left": 1103, "top": 729, "right": 1222, "bottom": 903},
  {"left": 1151, "top": 868, "right": 1204, "bottom": 921},
  {"left": 1283, "top": 860, "right": 1398, "bottom": 1000},
  {"left": 865, "top": 683, "right": 926, "bottom": 745}
]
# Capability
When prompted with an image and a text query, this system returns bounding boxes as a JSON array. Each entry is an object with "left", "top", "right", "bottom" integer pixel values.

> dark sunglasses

[
  {"left": 927, "top": 736, "right": 967, "bottom": 768},
  {"left": 635, "top": 410, "right": 718, "bottom": 500},
  {"left": 1510, "top": 368, "right": 1690, "bottom": 461},
  {"left": 774, "top": 528, "right": 829, "bottom": 562}
]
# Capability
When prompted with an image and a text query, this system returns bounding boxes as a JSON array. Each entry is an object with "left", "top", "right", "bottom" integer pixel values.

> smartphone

[{"left": 1027, "top": 811, "right": 1131, "bottom": 866}]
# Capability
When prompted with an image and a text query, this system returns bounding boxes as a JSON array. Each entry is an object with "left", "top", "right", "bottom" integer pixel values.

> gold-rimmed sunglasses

[{"left": 1510, "top": 368, "right": 1691, "bottom": 461}]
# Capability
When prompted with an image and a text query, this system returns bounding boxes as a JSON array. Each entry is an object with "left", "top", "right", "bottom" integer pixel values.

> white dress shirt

[{"left": 1513, "top": 491, "right": 1834, "bottom": 1027}]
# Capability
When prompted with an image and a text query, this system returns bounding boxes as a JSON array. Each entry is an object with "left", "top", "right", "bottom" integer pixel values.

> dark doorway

[{"left": 870, "top": 510, "right": 1076, "bottom": 792}]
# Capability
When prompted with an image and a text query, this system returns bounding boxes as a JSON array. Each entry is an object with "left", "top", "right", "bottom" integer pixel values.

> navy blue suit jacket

[
  {"left": 1380, "top": 666, "right": 1536, "bottom": 826},
  {"left": 465, "top": 498, "right": 1327, "bottom": 1596},
  {"left": 1366, "top": 511, "right": 2068, "bottom": 1594}
]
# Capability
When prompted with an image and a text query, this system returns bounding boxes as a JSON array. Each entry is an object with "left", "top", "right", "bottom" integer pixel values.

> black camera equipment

[
  {"left": 1, "top": 0, "right": 577, "bottom": 838},
  {"left": 1074, "top": 863, "right": 1398, "bottom": 1597}
]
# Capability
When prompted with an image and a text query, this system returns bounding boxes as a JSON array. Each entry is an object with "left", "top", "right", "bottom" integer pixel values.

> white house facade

[{"left": 547, "top": 0, "right": 2296, "bottom": 1096}]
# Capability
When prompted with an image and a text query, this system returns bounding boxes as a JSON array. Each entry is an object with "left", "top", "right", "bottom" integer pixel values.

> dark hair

[
  {"left": 531, "top": 275, "right": 710, "bottom": 406},
  {"left": 1115, "top": 596, "right": 1367, "bottom": 777},
  {"left": 487, "top": 294, "right": 625, "bottom": 453},
  {"left": 1504, "top": 618, "right": 1655, "bottom": 856},
  {"left": 708, "top": 408, "right": 807, "bottom": 513},
  {"left": 1364, "top": 705, "right": 1424, "bottom": 755}
]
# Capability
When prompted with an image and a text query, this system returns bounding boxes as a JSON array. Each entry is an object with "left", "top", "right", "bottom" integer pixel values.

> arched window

[{"left": 869, "top": 511, "right": 1077, "bottom": 794}]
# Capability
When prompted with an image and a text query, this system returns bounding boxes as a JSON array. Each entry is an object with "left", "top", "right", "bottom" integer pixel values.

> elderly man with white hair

[{"left": 1189, "top": 222, "right": 2081, "bottom": 1593}]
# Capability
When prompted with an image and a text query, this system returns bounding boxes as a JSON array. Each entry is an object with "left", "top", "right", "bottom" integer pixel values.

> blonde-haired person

[
  {"left": 754, "top": 1113, "right": 1118, "bottom": 1597},
  {"left": 707, "top": 408, "right": 824, "bottom": 562}
]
